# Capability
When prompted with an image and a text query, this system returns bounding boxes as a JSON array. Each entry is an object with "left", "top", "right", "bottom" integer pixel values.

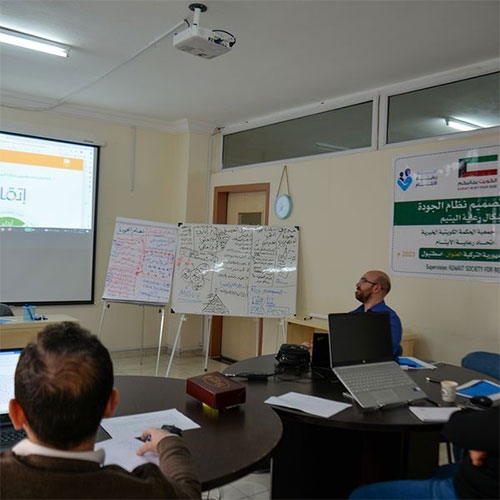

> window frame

[
  {"left": 219, "top": 91, "right": 378, "bottom": 171},
  {"left": 378, "top": 59, "right": 499, "bottom": 149},
  {"left": 218, "top": 59, "right": 500, "bottom": 170}
]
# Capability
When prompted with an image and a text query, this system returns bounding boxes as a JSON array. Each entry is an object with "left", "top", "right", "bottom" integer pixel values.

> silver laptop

[
  {"left": 0, "top": 348, "right": 26, "bottom": 451},
  {"left": 328, "top": 312, "right": 426, "bottom": 410}
]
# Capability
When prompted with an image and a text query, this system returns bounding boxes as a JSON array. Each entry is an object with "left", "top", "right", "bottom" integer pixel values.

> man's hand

[
  {"left": 469, "top": 449, "right": 487, "bottom": 467},
  {"left": 136, "top": 427, "right": 174, "bottom": 456}
]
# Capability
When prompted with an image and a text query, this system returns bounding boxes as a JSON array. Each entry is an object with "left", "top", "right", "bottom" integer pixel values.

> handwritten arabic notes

[
  {"left": 171, "top": 224, "right": 299, "bottom": 318},
  {"left": 103, "top": 218, "right": 178, "bottom": 305}
]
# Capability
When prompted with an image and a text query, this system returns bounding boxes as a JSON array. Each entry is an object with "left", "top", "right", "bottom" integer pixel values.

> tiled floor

[
  {"left": 112, "top": 350, "right": 450, "bottom": 500},
  {"left": 111, "top": 349, "right": 271, "bottom": 500}
]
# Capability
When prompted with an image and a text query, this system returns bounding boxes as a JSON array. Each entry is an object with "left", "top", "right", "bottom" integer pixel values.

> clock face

[{"left": 274, "top": 194, "right": 293, "bottom": 219}]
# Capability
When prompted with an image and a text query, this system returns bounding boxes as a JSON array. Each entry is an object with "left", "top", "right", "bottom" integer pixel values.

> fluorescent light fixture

[
  {"left": 315, "top": 142, "right": 349, "bottom": 151},
  {"left": 445, "top": 117, "right": 480, "bottom": 132},
  {"left": 0, "top": 27, "right": 70, "bottom": 57}
]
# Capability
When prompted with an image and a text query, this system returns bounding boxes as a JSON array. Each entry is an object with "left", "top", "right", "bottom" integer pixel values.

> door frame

[{"left": 209, "top": 183, "right": 270, "bottom": 358}]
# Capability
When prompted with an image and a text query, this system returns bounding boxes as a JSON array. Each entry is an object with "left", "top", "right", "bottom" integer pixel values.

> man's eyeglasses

[{"left": 359, "top": 277, "right": 378, "bottom": 286}]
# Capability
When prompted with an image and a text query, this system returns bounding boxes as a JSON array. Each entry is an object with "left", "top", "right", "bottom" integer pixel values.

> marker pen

[{"left": 425, "top": 377, "right": 441, "bottom": 384}]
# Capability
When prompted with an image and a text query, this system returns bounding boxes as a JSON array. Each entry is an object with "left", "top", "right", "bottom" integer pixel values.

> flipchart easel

[
  {"left": 100, "top": 217, "right": 178, "bottom": 376},
  {"left": 164, "top": 314, "right": 288, "bottom": 377},
  {"left": 98, "top": 300, "right": 167, "bottom": 376},
  {"left": 165, "top": 223, "right": 298, "bottom": 376}
]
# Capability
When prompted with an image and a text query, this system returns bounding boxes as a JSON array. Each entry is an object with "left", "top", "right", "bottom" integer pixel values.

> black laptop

[
  {"left": 311, "top": 332, "right": 330, "bottom": 369},
  {"left": 0, "top": 348, "right": 26, "bottom": 451},
  {"left": 328, "top": 312, "right": 426, "bottom": 410}
]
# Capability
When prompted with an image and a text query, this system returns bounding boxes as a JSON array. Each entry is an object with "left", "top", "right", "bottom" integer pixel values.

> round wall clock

[{"left": 274, "top": 193, "right": 293, "bottom": 219}]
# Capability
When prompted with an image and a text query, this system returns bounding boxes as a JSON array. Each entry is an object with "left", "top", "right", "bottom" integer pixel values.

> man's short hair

[
  {"left": 375, "top": 272, "right": 391, "bottom": 294},
  {"left": 15, "top": 322, "right": 114, "bottom": 449}
]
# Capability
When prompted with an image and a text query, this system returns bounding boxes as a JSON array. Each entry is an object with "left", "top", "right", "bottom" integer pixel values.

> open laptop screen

[
  {"left": 328, "top": 312, "right": 394, "bottom": 367},
  {"left": 0, "top": 349, "right": 21, "bottom": 415}
]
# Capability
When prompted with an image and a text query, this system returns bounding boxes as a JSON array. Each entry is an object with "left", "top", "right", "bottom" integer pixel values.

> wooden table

[
  {"left": 105, "top": 376, "right": 283, "bottom": 490},
  {"left": 0, "top": 314, "right": 79, "bottom": 348},
  {"left": 285, "top": 316, "right": 418, "bottom": 355}
]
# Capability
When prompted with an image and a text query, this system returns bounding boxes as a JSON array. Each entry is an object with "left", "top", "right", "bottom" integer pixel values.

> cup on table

[{"left": 440, "top": 380, "right": 458, "bottom": 403}]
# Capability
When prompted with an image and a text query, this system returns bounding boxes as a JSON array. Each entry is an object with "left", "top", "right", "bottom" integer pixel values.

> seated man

[
  {"left": 349, "top": 406, "right": 499, "bottom": 499},
  {"left": 352, "top": 270, "right": 402, "bottom": 356},
  {"left": 1, "top": 322, "right": 201, "bottom": 499}
]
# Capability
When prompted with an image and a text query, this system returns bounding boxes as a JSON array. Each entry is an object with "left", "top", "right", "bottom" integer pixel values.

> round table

[
  {"left": 224, "top": 355, "right": 492, "bottom": 499},
  {"left": 107, "top": 375, "right": 282, "bottom": 490}
]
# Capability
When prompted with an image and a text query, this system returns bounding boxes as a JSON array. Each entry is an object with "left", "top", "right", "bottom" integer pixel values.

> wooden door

[{"left": 211, "top": 184, "right": 270, "bottom": 361}]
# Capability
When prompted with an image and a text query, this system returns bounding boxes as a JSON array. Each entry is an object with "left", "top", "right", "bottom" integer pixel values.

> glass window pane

[
  {"left": 387, "top": 72, "right": 500, "bottom": 144},
  {"left": 238, "top": 212, "right": 262, "bottom": 225},
  {"left": 222, "top": 101, "right": 373, "bottom": 169}
]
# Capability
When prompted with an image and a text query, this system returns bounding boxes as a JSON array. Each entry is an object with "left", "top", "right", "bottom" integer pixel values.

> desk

[
  {"left": 285, "top": 317, "right": 418, "bottom": 356},
  {"left": 108, "top": 375, "right": 282, "bottom": 491},
  {"left": 224, "top": 355, "right": 494, "bottom": 499},
  {"left": 0, "top": 315, "right": 79, "bottom": 349}
]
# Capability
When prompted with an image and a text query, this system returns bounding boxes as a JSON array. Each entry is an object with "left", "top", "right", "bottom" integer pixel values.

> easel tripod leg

[{"left": 165, "top": 314, "right": 186, "bottom": 377}]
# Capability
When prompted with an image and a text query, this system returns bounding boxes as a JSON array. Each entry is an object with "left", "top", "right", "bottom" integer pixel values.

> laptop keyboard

[
  {"left": 339, "top": 364, "right": 412, "bottom": 393},
  {"left": 0, "top": 427, "right": 26, "bottom": 450}
]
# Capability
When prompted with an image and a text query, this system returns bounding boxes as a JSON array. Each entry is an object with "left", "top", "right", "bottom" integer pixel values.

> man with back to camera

[
  {"left": 349, "top": 405, "right": 499, "bottom": 499},
  {"left": 1, "top": 322, "right": 201, "bottom": 499},
  {"left": 352, "top": 270, "right": 402, "bottom": 357}
]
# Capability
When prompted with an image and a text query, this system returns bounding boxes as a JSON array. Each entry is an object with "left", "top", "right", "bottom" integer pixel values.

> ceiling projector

[{"left": 173, "top": 25, "right": 232, "bottom": 59}]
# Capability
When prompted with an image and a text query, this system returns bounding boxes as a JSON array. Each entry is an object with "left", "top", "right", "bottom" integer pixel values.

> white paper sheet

[
  {"left": 101, "top": 409, "right": 200, "bottom": 439},
  {"left": 409, "top": 406, "right": 461, "bottom": 422},
  {"left": 265, "top": 391, "right": 351, "bottom": 418},
  {"left": 98, "top": 437, "right": 160, "bottom": 471}
]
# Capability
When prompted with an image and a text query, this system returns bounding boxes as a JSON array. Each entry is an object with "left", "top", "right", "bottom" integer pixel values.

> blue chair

[
  {"left": 447, "top": 351, "right": 500, "bottom": 462},
  {"left": 461, "top": 351, "right": 500, "bottom": 380}
]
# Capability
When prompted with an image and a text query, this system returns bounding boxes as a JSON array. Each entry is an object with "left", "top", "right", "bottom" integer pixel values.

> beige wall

[
  {"left": 0, "top": 107, "right": 208, "bottom": 355},
  {"left": 211, "top": 132, "right": 500, "bottom": 365},
  {"left": 2, "top": 105, "right": 499, "bottom": 366}
]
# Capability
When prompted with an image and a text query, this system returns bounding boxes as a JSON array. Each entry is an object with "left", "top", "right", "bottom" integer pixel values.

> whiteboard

[
  {"left": 171, "top": 224, "right": 299, "bottom": 317},
  {"left": 102, "top": 217, "right": 178, "bottom": 306}
]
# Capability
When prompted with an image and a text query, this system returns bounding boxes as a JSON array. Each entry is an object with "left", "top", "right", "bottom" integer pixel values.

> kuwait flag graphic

[{"left": 458, "top": 154, "right": 498, "bottom": 177}]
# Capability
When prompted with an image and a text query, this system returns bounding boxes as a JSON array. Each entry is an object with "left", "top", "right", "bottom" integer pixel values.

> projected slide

[
  {"left": 0, "top": 131, "right": 99, "bottom": 304},
  {"left": 0, "top": 135, "right": 95, "bottom": 230}
]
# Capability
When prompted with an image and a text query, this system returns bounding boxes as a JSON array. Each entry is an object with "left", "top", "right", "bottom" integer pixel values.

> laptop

[
  {"left": 0, "top": 348, "right": 26, "bottom": 451},
  {"left": 328, "top": 312, "right": 426, "bottom": 410},
  {"left": 311, "top": 333, "right": 331, "bottom": 369}
]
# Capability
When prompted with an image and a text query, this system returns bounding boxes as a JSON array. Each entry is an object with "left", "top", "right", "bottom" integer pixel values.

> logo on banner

[{"left": 397, "top": 168, "right": 413, "bottom": 191}]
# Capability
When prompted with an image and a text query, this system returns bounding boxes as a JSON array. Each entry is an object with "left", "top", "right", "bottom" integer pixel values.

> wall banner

[{"left": 391, "top": 144, "right": 499, "bottom": 281}]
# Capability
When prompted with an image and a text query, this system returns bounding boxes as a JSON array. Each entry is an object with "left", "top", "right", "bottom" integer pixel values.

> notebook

[
  {"left": 328, "top": 312, "right": 426, "bottom": 410},
  {"left": 0, "top": 348, "right": 26, "bottom": 451}
]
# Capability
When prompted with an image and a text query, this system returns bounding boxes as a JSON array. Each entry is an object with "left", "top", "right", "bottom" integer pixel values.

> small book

[
  {"left": 456, "top": 379, "right": 500, "bottom": 401},
  {"left": 186, "top": 371, "right": 246, "bottom": 409}
]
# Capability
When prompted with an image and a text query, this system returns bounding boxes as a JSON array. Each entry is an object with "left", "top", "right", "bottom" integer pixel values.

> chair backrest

[
  {"left": 0, "top": 303, "right": 14, "bottom": 316},
  {"left": 461, "top": 351, "right": 500, "bottom": 380}
]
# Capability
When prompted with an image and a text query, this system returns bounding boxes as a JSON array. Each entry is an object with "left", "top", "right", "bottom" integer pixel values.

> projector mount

[{"left": 190, "top": 3, "right": 207, "bottom": 24}]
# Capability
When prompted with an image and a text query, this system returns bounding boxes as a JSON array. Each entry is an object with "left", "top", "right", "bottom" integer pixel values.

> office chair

[
  {"left": 461, "top": 351, "right": 500, "bottom": 380},
  {"left": 445, "top": 351, "right": 500, "bottom": 463},
  {"left": 0, "top": 303, "right": 14, "bottom": 316}
]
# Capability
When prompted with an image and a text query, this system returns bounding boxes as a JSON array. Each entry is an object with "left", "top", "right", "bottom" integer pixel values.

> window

[
  {"left": 222, "top": 101, "right": 373, "bottom": 169},
  {"left": 221, "top": 70, "right": 499, "bottom": 169},
  {"left": 386, "top": 72, "right": 499, "bottom": 144}
]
